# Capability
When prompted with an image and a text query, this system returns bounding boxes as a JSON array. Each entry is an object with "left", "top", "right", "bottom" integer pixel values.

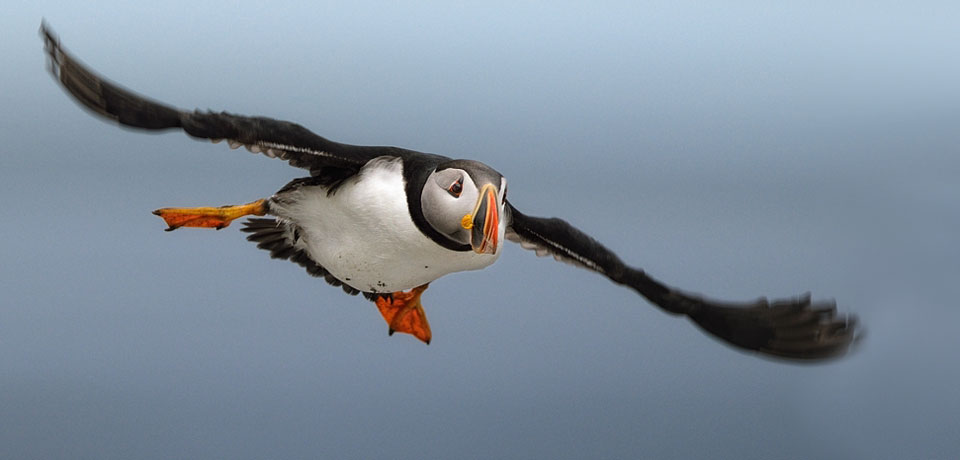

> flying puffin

[{"left": 41, "top": 24, "right": 858, "bottom": 360}]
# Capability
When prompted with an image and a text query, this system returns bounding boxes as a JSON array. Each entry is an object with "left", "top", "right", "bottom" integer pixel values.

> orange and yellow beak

[{"left": 461, "top": 183, "right": 500, "bottom": 254}]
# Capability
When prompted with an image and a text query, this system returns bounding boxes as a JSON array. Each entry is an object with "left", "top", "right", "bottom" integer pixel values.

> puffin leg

[
  {"left": 153, "top": 199, "right": 267, "bottom": 231},
  {"left": 375, "top": 284, "right": 432, "bottom": 345}
]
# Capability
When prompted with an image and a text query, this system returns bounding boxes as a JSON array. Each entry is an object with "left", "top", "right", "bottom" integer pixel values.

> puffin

[{"left": 41, "top": 24, "right": 858, "bottom": 360}]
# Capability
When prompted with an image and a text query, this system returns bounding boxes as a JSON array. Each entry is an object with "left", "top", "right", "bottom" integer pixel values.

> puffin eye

[{"left": 447, "top": 177, "right": 463, "bottom": 197}]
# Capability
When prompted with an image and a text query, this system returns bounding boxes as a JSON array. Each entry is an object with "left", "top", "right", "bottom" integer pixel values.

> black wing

[
  {"left": 41, "top": 23, "right": 395, "bottom": 174},
  {"left": 505, "top": 202, "right": 860, "bottom": 361}
]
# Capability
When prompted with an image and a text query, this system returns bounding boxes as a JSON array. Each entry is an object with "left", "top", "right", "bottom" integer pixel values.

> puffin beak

[{"left": 464, "top": 183, "right": 500, "bottom": 255}]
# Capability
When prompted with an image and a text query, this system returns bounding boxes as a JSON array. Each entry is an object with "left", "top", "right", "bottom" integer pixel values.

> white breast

[{"left": 269, "top": 157, "right": 503, "bottom": 293}]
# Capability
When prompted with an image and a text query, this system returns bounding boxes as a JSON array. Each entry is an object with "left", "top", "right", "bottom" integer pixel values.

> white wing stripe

[
  {"left": 511, "top": 227, "right": 603, "bottom": 273},
  {"left": 206, "top": 138, "right": 364, "bottom": 166}
]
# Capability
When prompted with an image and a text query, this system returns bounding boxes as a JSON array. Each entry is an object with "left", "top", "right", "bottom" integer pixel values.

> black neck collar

[{"left": 401, "top": 153, "right": 472, "bottom": 252}]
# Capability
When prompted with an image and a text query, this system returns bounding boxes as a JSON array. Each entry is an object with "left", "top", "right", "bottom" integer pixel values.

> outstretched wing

[
  {"left": 41, "top": 23, "right": 397, "bottom": 174},
  {"left": 505, "top": 202, "right": 860, "bottom": 361}
]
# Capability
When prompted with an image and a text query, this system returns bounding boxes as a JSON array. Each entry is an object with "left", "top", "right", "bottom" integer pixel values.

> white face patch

[{"left": 421, "top": 168, "right": 481, "bottom": 243}]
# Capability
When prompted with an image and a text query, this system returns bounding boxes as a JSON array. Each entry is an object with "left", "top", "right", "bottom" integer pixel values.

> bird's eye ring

[{"left": 448, "top": 177, "right": 463, "bottom": 197}]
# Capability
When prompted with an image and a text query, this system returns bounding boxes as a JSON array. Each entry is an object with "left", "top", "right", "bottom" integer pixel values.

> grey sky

[{"left": 2, "top": 2, "right": 959, "bottom": 459}]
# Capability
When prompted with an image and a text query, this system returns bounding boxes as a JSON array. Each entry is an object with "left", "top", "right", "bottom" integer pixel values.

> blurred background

[{"left": 2, "top": 1, "right": 958, "bottom": 458}]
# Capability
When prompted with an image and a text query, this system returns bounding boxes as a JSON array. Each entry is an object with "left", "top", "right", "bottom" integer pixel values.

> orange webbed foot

[
  {"left": 375, "top": 284, "right": 432, "bottom": 344},
  {"left": 153, "top": 199, "right": 267, "bottom": 231}
]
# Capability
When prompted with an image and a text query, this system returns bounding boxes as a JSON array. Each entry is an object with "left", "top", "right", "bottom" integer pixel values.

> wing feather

[
  {"left": 41, "top": 23, "right": 390, "bottom": 173},
  {"left": 505, "top": 202, "right": 861, "bottom": 361}
]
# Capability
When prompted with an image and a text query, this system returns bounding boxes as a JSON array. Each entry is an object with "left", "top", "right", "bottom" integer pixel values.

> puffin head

[{"left": 420, "top": 159, "right": 507, "bottom": 255}]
